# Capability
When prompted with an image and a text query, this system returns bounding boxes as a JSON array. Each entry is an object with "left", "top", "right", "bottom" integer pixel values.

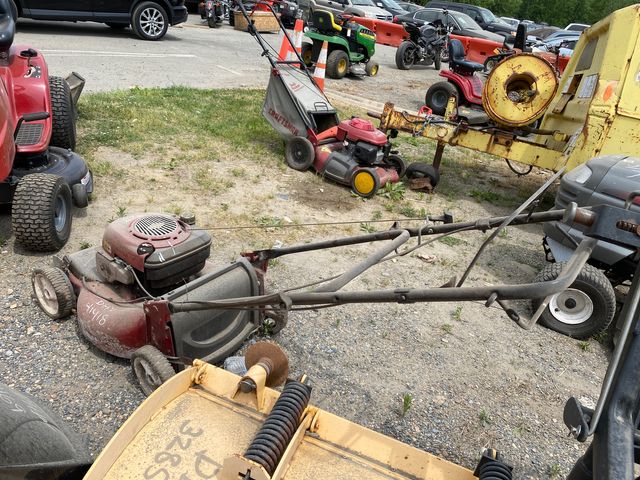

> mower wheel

[
  {"left": 365, "top": 60, "right": 379, "bottom": 77},
  {"left": 49, "top": 76, "right": 77, "bottom": 150},
  {"left": 395, "top": 42, "right": 416, "bottom": 70},
  {"left": 351, "top": 168, "right": 380, "bottom": 198},
  {"left": 263, "top": 309, "right": 288, "bottom": 335},
  {"left": 284, "top": 136, "right": 315, "bottom": 171},
  {"left": 132, "top": 1, "right": 169, "bottom": 41},
  {"left": 131, "top": 345, "right": 175, "bottom": 396},
  {"left": 301, "top": 42, "right": 314, "bottom": 67},
  {"left": 71, "top": 183, "right": 89, "bottom": 208},
  {"left": 32, "top": 267, "right": 75, "bottom": 320},
  {"left": 425, "top": 81, "right": 458, "bottom": 116},
  {"left": 106, "top": 22, "right": 128, "bottom": 29},
  {"left": 12, "top": 174, "right": 73, "bottom": 252},
  {"left": 326, "top": 49, "right": 349, "bottom": 79},
  {"left": 532, "top": 263, "right": 616, "bottom": 339},
  {"left": 406, "top": 162, "right": 439, "bottom": 187},
  {"left": 384, "top": 154, "right": 407, "bottom": 178},
  {"left": 484, "top": 56, "right": 499, "bottom": 72}
]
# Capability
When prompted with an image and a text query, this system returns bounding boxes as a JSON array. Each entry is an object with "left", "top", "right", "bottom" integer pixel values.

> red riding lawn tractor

[{"left": 0, "top": 0, "right": 92, "bottom": 252}]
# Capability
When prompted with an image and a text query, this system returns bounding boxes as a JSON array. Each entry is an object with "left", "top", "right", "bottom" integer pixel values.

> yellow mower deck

[{"left": 85, "top": 361, "right": 475, "bottom": 480}]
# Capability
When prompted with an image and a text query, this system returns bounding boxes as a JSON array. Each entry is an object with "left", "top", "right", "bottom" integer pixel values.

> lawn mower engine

[
  {"left": 34, "top": 213, "right": 267, "bottom": 370},
  {"left": 313, "top": 118, "right": 404, "bottom": 198}
]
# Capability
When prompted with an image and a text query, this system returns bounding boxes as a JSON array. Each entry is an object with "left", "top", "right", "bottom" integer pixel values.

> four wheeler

[
  {"left": 301, "top": 10, "right": 379, "bottom": 79},
  {"left": 32, "top": 213, "right": 286, "bottom": 395},
  {"left": 199, "top": 0, "right": 229, "bottom": 27},
  {"left": 0, "top": 0, "right": 92, "bottom": 252},
  {"left": 395, "top": 20, "right": 447, "bottom": 71},
  {"left": 240, "top": 1, "right": 430, "bottom": 196}
]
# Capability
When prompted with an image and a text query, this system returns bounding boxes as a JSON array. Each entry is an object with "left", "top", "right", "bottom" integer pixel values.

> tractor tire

[
  {"left": 301, "top": 42, "right": 314, "bottom": 67},
  {"left": 395, "top": 42, "right": 416, "bottom": 70},
  {"left": 12, "top": 174, "right": 73, "bottom": 252},
  {"left": 365, "top": 60, "right": 379, "bottom": 77},
  {"left": 132, "top": 1, "right": 169, "bottom": 41},
  {"left": 425, "top": 81, "right": 458, "bottom": 116},
  {"left": 434, "top": 50, "right": 442, "bottom": 70},
  {"left": 284, "top": 137, "right": 315, "bottom": 171},
  {"left": 49, "top": 76, "right": 76, "bottom": 150},
  {"left": 31, "top": 267, "right": 75, "bottom": 320},
  {"left": 326, "top": 49, "right": 349, "bottom": 79},
  {"left": 105, "top": 22, "right": 128, "bottom": 29},
  {"left": 405, "top": 162, "right": 439, "bottom": 187},
  {"left": 131, "top": 345, "right": 175, "bottom": 396},
  {"left": 384, "top": 154, "right": 407, "bottom": 178},
  {"left": 532, "top": 262, "right": 616, "bottom": 339}
]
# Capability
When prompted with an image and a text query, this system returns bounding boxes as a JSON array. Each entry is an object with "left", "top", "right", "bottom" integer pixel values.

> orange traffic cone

[
  {"left": 313, "top": 40, "right": 328, "bottom": 91},
  {"left": 278, "top": 30, "right": 294, "bottom": 62},
  {"left": 292, "top": 19, "right": 304, "bottom": 66}
]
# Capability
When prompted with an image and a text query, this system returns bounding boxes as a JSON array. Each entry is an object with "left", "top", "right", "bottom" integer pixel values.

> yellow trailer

[{"left": 377, "top": 4, "right": 640, "bottom": 176}]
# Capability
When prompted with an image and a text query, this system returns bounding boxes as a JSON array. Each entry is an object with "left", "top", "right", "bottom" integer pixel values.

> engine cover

[
  {"left": 102, "top": 214, "right": 212, "bottom": 289},
  {"left": 336, "top": 118, "right": 387, "bottom": 146}
]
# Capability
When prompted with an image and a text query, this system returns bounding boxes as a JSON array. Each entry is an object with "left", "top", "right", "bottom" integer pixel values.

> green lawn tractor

[{"left": 301, "top": 10, "right": 378, "bottom": 79}]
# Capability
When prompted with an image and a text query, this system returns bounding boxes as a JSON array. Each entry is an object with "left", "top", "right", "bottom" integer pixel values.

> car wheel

[
  {"left": 425, "top": 81, "right": 458, "bottom": 116},
  {"left": 12, "top": 174, "right": 73, "bottom": 252},
  {"left": 326, "top": 49, "right": 349, "bottom": 79},
  {"left": 49, "top": 76, "right": 77, "bottom": 150},
  {"left": 131, "top": 345, "right": 175, "bottom": 396},
  {"left": 532, "top": 262, "right": 616, "bottom": 339},
  {"left": 132, "top": 1, "right": 169, "bottom": 41}
]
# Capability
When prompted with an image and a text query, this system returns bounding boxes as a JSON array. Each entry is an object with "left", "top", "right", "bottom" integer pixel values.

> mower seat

[
  {"left": 312, "top": 10, "right": 342, "bottom": 35},
  {"left": 448, "top": 39, "right": 484, "bottom": 75},
  {"left": 0, "top": 0, "right": 14, "bottom": 53}
]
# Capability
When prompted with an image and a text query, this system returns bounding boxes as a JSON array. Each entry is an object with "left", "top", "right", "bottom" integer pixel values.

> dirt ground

[{"left": 0, "top": 96, "right": 610, "bottom": 479}]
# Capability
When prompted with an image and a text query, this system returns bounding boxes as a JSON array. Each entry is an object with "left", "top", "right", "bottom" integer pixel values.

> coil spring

[
  {"left": 244, "top": 379, "right": 312, "bottom": 475},
  {"left": 477, "top": 458, "right": 513, "bottom": 480}
]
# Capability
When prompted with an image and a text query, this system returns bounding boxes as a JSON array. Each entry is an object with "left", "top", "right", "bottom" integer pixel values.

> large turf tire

[
  {"left": 12, "top": 174, "right": 73, "bottom": 252},
  {"left": 284, "top": 137, "right": 315, "bottom": 171},
  {"left": 532, "top": 262, "right": 616, "bottom": 339},
  {"left": 425, "top": 81, "right": 458, "bottom": 116},
  {"left": 326, "top": 49, "right": 349, "bottom": 79},
  {"left": 49, "top": 76, "right": 76, "bottom": 150},
  {"left": 31, "top": 267, "right": 75, "bottom": 320},
  {"left": 131, "top": 345, "right": 175, "bottom": 396},
  {"left": 132, "top": 1, "right": 169, "bottom": 40},
  {"left": 395, "top": 41, "right": 416, "bottom": 70}
]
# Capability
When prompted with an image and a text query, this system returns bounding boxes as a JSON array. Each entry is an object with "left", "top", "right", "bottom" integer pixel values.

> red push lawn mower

[
  {"left": 0, "top": 0, "right": 92, "bottom": 252},
  {"left": 238, "top": 0, "right": 437, "bottom": 195},
  {"left": 31, "top": 212, "right": 285, "bottom": 395}
]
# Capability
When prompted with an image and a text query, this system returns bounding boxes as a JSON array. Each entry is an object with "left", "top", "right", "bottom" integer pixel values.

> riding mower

[
  {"left": 0, "top": 0, "right": 92, "bottom": 252},
  {"left": 301, "top": 10, "right": 379, "bottom": 79}
]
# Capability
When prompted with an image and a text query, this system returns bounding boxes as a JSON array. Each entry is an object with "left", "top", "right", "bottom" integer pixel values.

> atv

[
  {"left": 0, "top": 0, "right": 92, "bottom": 252},
  {"left": 301, "top": 9, "right": 378, "bottom": 79}
]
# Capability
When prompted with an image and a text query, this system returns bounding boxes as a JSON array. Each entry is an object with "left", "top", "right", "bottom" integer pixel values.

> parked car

[
  {"left": 308, "top": 0, "right": 392, "bottom": 21},
  {"left": 544, "top": 29, "right": 583, "bottom": 43},
  {"left": 500, "top": 16, "right": 519, "bottom": 28},
  {"left": 425, "top": 0, "right": 514, "bottom": 38},
  {"left": 395, "top": 8, "right": 505, "bottom": 43},
  {"left": 528, "top": 26, "right": 560, "bottom": 40},
  {"left": 372, "top": 0, "right": 407, "bottom": 17},
  {"left": 276, "top": 0, "right": 300, "bottom": 27},
  {"left": 397, "top": 1, "right": 421, "bottom": 13},
  {"left": 566, "top": 22, "right": 590, "bottom": 31},
  {"left": 11, "top": 0, "right": 188, "bottom": 40}
]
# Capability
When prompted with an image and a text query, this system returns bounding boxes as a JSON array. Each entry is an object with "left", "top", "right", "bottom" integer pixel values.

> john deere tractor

[{"left": 302, "top": 10, "right": 378, "bottom": 79}]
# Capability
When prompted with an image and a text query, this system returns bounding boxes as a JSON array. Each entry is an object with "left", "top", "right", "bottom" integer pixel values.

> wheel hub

[
  {"left": 549, "top": 288, "right": 594, "bottom": 325},
  {"left": 140, "top": 8, "right": 165, "bottom": 37},
  {"left": 54, "top": 195, "right": 67, "bottom": 233},
  {"left": 134, "top": 358, "right": 161, "bottom": 390},
  {"left": 33, "top": 274, "right": 59, "bottom": 316}
]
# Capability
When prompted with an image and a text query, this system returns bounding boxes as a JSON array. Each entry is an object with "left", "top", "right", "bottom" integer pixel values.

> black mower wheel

[
  {"left": 425, "top": 82, "right": 458, "bottom": 116},
  {"left": 365, "top": 60, "right": 379, "bottom": 77},
  {"left": 262, "top": 309, "right": 289, "bottom": 335},
  {"left": 351, "top": 168, "right": 380, "bottom": 198},
  {"left": 132, "top": 1, "right": 169, "bottom": 41},
  {"left": 131, "top": 345, "right": 175, "bottom": 396},
  {"left": 106, "top": 22, "right": 128, "bottom": 29},
  {"left": 395, "top": 42, "right": 416, "bottom": 70},
  {"left": 434, "top": 50, "right": 442, "bottom": 70},
  {"left": 284, "top": 137, "right": 315, "bottom": 171},
  {"left": 384, "top": 154, "right": 407, "bottom": 178},
  {"left": 301, "top": 42, "right": 314, "bottom": 67},
  {"left": 49, "top": 76, "right": 76, "bottom": 150},
  {"left": 405, "top": 162, "right": 439, "bottom": 187},
  {"left": 12, "top": 173, "right": 73, "bottom": 252},
  {"left": 71, "top": 183, "right": 89, "bottom": 208},
  {"left": 532, "top": 262, "right": 616, "bottom": 339},
  {"left": 326, "top": 49, "right": 349, "bottom": 79},
  {"left": 31, "top": 267, "right": 75, "bottom": 320}
]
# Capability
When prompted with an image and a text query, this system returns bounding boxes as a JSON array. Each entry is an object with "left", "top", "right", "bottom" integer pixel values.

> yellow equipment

[{"left": 377, "top": 4, "right": 640, "bottom": 176}]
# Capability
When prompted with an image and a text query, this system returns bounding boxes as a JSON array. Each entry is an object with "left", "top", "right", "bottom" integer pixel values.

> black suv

[
  {"left": 11, "top": 0, "right": 188, "bottom": 40},
  {"left": 426, "top": 0, "right": 513, "bottom": 38}
]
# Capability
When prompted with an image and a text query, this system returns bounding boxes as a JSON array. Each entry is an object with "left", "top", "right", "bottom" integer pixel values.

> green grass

[
  {"left": 438, "top": 235, "right": 466, "bottom": 247},
  {"left": 401, "top": 393, "right": 413, "bottom": 417}
]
